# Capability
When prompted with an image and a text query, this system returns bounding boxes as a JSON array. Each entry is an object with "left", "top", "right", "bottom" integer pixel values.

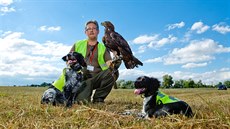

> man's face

[{"left": 85, "top": 23, "right": 99, "bottom": 40}]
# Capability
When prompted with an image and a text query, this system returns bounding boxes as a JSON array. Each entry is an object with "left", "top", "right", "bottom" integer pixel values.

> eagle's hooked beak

[{"left": 101, "top": 22, "right": 105, "bottom": 26}]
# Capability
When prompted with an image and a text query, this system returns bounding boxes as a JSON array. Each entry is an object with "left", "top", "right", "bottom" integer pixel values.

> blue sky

[{"left": 0, "top": 0, "right": 230, "bottom": 86}]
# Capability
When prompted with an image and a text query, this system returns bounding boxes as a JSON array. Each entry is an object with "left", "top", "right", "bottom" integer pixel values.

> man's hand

[
  {"left": 106, "top": 60, "right": 113, "bottom": 68},
  {"left": 106, "top": 57, "right": 122, "bottom": 70}
]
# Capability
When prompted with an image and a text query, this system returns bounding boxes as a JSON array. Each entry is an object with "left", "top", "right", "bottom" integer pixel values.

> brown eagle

[{"left": 101, "top": 21, "right": 143, "bottom": 69}]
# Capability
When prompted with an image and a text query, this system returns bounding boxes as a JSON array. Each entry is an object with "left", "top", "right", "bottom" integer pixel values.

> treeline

[
  {"left": 25, "top": 82, "right": 52, "bottom": 87},
  {"left": 23, "top": 74, "right": 230, "bottom": 89},
  {"left": 115, "top": 74, "right": 230, "bottom": 89}
]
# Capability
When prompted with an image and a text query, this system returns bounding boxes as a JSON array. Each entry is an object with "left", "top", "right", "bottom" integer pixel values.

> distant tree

[
  {"left": 173, "top": 80, "right": 184, "bottom": 88},
  {"left": 188, "top": 78, "right": 195, "bottom": 88},
  {"left": 116, "top": 80, "right": 134, "bottom": 89},
  {"left": 40, "top": 82, "right": 51, "bottom": 87},
  {"left": 196, "top": 80, "right": 204, "bottom": 88},
  {"left": 162, "top": 74, "right": 173, "bottom": 88},
  {"left": 183, "top": 79, "right": 195, "bottom": 88},
  {"left": 124, "top": 81, "right": 134, "bottom": 89},
  {"left": 224, "top": 80, "right": 230, "bottom": 88},
  {"left": 117, "top": 80, "right": 126, "bottom": 89},
  {"left": 183, "top": 80, "right": 189, "bottom": 88},
  {"left": 30, "top": 84, "right": 39, "bottom": 87}
]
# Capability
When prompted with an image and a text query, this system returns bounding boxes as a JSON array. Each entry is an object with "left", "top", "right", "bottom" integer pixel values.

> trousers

[{"left": 76, "top": 69, "right": 114, "bottom": 102}]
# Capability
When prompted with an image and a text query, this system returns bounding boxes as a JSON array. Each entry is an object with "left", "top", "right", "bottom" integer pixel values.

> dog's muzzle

[
  {"left": 134, "top": 80, "right": 147, "bottom": 95},
  {"left": 134, "top": 88, "right": 146, "bottom": 95},
  {"left": 67, "top": 60, "right": 76, "bottom": 64}
]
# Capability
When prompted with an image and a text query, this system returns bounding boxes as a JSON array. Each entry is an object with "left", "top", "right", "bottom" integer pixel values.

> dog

[
  {"left": 62, "top": 51, "right": 87, "bottom": 107},
  {"left": 134, "top": 76, "right": 193, "bottom": 118},
  {"left": 41, "top": 51, "right": 87, "bottom": 107}
]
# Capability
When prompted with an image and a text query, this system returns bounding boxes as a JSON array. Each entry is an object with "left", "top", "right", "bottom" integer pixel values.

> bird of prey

[{"left": 101, "top": 21, "right": 143, "bottom": 69}]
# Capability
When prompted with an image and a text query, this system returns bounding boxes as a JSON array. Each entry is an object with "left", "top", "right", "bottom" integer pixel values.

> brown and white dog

[{"left": 134, "top": 76, "right": 193, "bottom": 118}]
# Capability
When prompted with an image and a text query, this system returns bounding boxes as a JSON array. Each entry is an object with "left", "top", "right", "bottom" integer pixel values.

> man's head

[{"left": 85, "top": 20, "right": 99, "bottom": 40}]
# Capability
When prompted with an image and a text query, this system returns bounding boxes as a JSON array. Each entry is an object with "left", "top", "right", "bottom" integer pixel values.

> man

[{"left": 69, "top": 20, "right": 115, "bottom": 103}]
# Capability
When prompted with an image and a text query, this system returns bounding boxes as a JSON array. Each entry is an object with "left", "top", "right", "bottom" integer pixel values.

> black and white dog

[
  {"left": 41, "top": 52, "right": 87, "bottom": 107},
  {"left": 134, "top": 76, "right": 193, "bottom": 118}
]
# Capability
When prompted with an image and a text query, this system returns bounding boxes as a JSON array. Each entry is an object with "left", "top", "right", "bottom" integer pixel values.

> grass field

[{"left": 0, "top": 87, "right": 229, "bottom": 129}]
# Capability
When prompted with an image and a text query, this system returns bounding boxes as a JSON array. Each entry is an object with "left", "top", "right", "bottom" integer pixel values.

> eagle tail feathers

[
  {"left": 123, "top": 56, "right": 143, "bottom": 69},
  {"left": 133, "top": 56, "right": 143, "bottom": 67}
]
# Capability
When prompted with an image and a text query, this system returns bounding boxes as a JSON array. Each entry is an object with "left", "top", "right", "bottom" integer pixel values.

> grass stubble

[{"left": 0, "top": 87, "right": 229, "bottom": 129}]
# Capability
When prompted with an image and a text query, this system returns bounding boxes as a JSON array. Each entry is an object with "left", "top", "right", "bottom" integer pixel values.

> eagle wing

[
  {"left": 109, "top": 31, "right": 143, "bottom": 69},
  {"left": 102, "top": 32, "right": 120, "bottom": 56},
  {"left": 110, "top": 32, "right": 133, "bottom": 56}
]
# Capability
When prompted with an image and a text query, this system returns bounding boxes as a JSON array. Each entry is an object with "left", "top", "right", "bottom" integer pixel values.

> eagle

[{"left": 101, "top": 21, "right": 143, "bottom": 69}]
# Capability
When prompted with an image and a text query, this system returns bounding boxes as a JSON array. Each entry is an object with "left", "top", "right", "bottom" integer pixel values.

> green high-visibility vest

[
  {"left": 156, "top": 91, "right": 180, "bottom": 104},
  {"left": 52, "top": 68, "right": 82, "bottom": 92},
  {"left": 52, "top": 40, "right": 109, "bottom": 92},
  {"left": 52, "top": 68, "right": 66, "bottom": 92},
  {"left": 75, "top": 39, "right": 109, "bottom": 71}
]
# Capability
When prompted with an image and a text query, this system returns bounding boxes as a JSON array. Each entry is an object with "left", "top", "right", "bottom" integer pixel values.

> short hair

[{"left": 85, "top": 20, "right": 99, "bottom": 30}]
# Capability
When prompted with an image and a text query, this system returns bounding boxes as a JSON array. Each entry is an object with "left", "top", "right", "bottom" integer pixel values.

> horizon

[{"left": 0, "top": 0, "right": 230, "bottom": 86}]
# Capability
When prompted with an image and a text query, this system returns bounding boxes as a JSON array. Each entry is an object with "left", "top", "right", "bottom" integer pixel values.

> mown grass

[{"left": 0, "top": 87, "right": 229, "bottom": 129}]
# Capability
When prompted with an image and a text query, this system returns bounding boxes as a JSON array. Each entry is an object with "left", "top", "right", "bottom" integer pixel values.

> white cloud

[
  {"left": 191, "top": 21, "right": 209, "bottom": 34},
  {"left": 39, "top": 26, "right": 61, "bottom": 32},
  {"left": 167, "top": 21, "right": 185, "bottom": 30},
  {"left": 0, "top": 6, "right": 15, "bottom": 13},
  {"left": 137, "top": 45, "right": 147, "bottom": 53},
  {"left": 0, "top": 31, "right": 71, "bottom": 85},
  {"left": 220, "top": 67, "right": 230, "bottom": 72},
  {"left": 133, "top": 34, "right": 159, "bottom": 44},
  {"left": 144, "top": 57, "right": 162, "bottom": 63},
  {"left": 0, "top": 0, "right": 15, "bottom": 15},
  {"left": 132, "top": 34, "right": 177, "bottom": 50},
  {"left": 182, "top": 62, "right": 208, "bottom": 69},
  {"left": 171, "top": 69, "right": 230, "bottom": 85},
  {"left": 0, "top": 0, "right": 13, "bottom": 6},
  {"left": 212, "top": 23, "right": 230, "bottom": 34},
  {"left": 148, "top": 35, "right": 177, "bottom": 48},
  {"left": 163, "top": 39, "right": 230, "bottom": 65}
]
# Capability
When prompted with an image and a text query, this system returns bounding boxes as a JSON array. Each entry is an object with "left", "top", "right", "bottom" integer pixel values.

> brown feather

[{"left": 101, "top": 21, "right": 143, "bottom": 69}]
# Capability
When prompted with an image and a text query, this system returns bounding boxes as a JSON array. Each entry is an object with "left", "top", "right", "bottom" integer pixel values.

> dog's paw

[
  {"left": 137, "top": 113, "right": 147, "bottom": 119},
  {"left": 66, "top": 100, "right": 73, "bottom": 108},
  {"left": 119, "top": 111, "right": 132, "bottom": 115}
]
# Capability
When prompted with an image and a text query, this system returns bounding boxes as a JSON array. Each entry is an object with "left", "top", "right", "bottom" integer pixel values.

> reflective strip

[{"left": 156, "top": 91, "right": 180, "bottom": 104}]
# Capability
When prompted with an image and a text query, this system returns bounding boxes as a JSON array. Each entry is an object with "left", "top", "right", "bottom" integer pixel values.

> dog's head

[
  {"left": 134, "top": 76, "right": 160, "bottom": 97},
  {"left": 62, "top": 52, "right": 87, "bottom": 70},
  {"left": 41, "top": 88, "right": 57, "bottom": 105}
]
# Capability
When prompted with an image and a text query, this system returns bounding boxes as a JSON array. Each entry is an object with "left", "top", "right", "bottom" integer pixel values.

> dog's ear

[
  {"left": 150, "top": 77, "right": 160, "bottom": 91},
  {"left": 73, "top": 52, "right": 87, "bottom": 67},
  {"left": 62, "top": 55, "right": 68, "bottom": 62}
]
